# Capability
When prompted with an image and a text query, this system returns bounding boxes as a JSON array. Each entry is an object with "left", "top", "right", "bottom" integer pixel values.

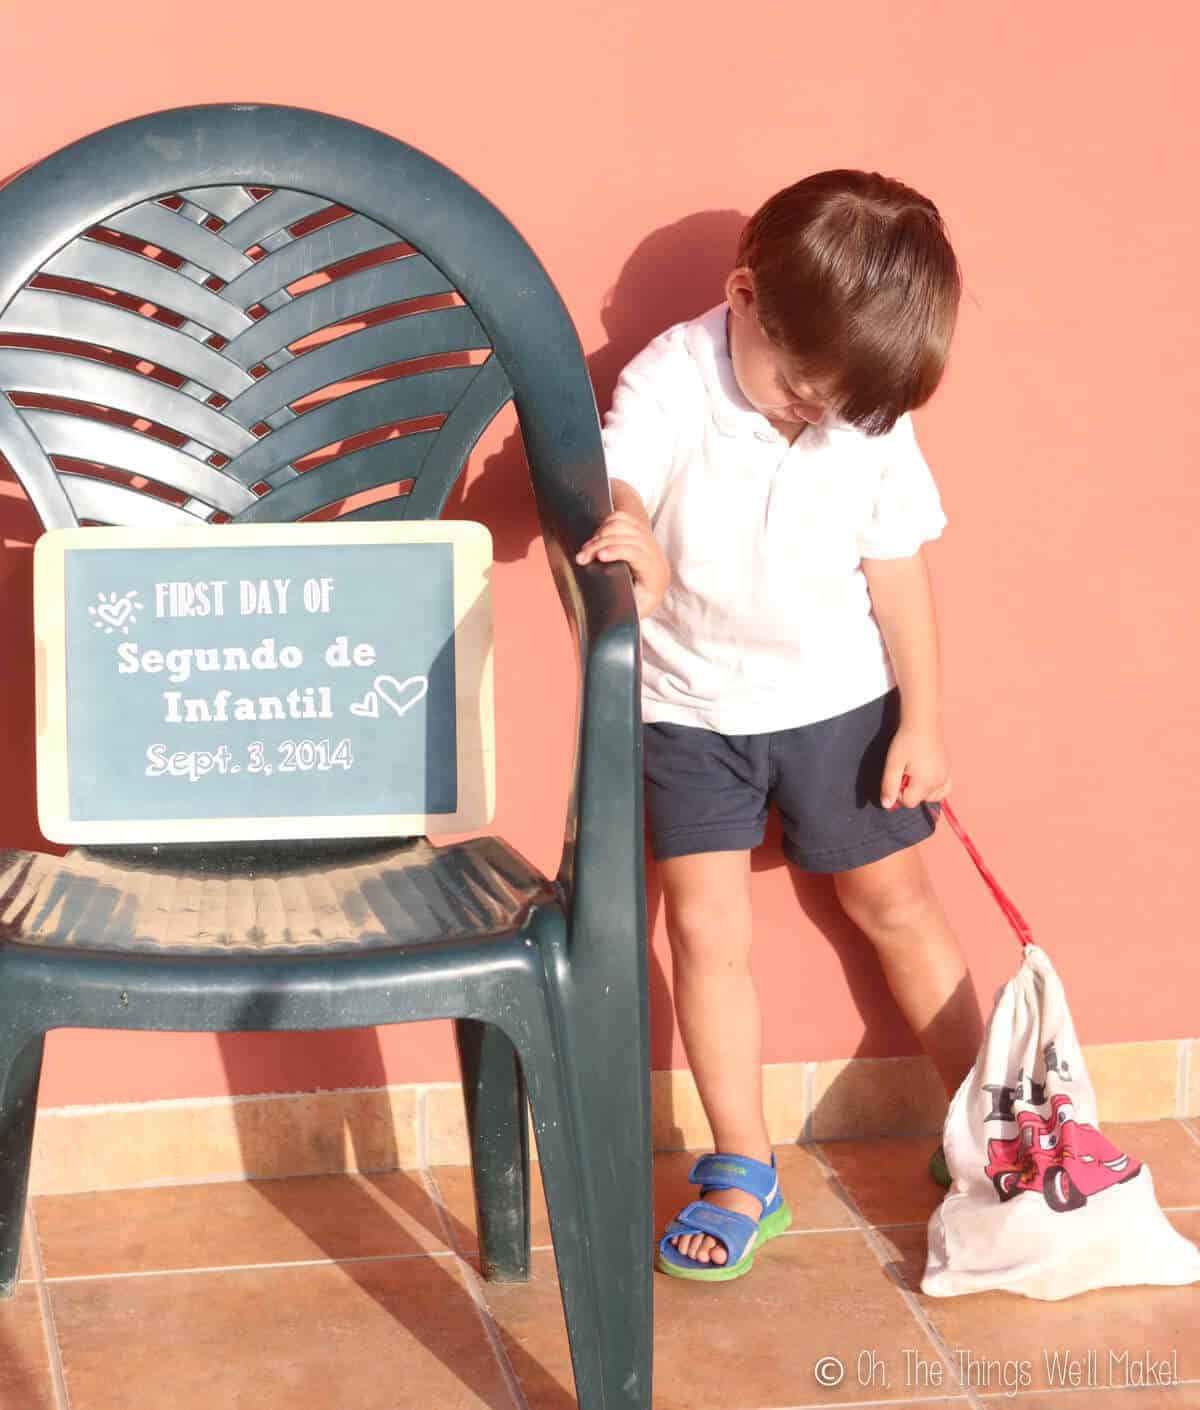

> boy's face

[{"left": 724, "top": 269, "right": 838, "bottom": 432}]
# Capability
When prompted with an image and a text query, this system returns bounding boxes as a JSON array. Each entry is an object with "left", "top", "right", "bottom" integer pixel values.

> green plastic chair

[{"left": 0, "top": 104, "right": 650, "bottom": 1410}]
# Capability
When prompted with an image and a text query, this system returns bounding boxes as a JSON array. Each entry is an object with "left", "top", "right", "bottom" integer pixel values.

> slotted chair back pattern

[
  {"left": 0, "top": 180, "right": 509, "bottom": 530},
  {"left": 0, "top": 105, "right": 600, "bottom": 543}
]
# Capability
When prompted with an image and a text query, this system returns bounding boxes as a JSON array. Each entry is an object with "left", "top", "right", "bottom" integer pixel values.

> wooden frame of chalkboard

[{"left": 34, "top": 522, "right": 495, "bottom": 844}]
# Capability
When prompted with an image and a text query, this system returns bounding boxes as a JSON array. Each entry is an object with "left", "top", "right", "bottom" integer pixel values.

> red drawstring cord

[
  {"left": 939, "top": 799, "right": 1035, "bottom": 948},
  {"left": 897, "top": 772, "right": 1033, "bottom": 947}
]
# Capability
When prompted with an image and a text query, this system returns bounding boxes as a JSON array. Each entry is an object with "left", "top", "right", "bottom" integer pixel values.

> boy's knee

[
  {"left": 665, "top": 894, "right": 751, "bottom": 968},
  {"left": 835, "top": 870, "right": 936, "bottom": 939}
]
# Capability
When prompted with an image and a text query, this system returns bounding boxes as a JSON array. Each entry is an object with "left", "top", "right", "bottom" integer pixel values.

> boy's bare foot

[{"left": 671, "top": 1185, "right": 766, "bottom": 1266}]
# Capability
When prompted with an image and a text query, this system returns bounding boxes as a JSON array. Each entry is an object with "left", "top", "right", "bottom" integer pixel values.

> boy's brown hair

[{"left": 737, "top": 171, "right": 961, "bottom": 434}]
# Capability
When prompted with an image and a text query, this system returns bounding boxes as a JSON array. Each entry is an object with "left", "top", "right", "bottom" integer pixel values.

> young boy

[{"left": 575, "top": 170, "right": 985, "bottom": 1281}]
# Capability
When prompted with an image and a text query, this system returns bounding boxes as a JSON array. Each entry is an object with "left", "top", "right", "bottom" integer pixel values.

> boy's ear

[{"left": 725, "top": 266, "right": 757, "bottom": 318}]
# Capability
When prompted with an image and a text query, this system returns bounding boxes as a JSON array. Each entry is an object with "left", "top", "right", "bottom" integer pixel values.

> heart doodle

[
  {"left": 96, "top": 599, "right": 134, "bottom": 629},
  {"left": 374, "top": 674, "right": 428, "bottom": 719},
  {"left": 349, "top": 690, "right": 379, "bottom": 718},
  {"left": 89, "top": 590, "right": 143, "bottom": 635}
]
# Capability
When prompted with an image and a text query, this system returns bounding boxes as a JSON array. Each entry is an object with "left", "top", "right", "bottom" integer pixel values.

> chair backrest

[{"left": 0, "top": 104, "right": 603, "bottom": 542}]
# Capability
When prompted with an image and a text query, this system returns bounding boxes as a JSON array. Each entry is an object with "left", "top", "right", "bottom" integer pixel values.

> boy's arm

[
  {"left": 575, "top": 479, "right": 670, "bottom": 619},
  {"left": 861, "top": 549, "right": 951, "bottom": 809}
]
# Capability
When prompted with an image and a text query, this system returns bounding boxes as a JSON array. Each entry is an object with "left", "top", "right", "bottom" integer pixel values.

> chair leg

[
  {"left": 513, "top": 997, "right": 653, "bottom": 1410},
  {"left": 0, "top": 1032, "right": 45, "bottom": 1298},
  {"left": 454, "top": 1018, "right": 530, "bottom": 1281}
]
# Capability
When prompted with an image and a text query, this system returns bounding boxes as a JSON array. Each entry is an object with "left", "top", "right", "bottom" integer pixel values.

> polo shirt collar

[
  {"left": 684, "top": 303, "right": 846, "bottom": 443},
  {"left": 685, "top": 303, "right": 776, "bottom": 438}
]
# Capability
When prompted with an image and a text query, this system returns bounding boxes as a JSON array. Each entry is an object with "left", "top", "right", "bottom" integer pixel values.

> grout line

[
  {"left": 1180, "top": 1118, "right": 1200, "bottom": 1149},
  {"left": 37, "top": 1083, "right": 411, "bottom": 1119},
  {"left": 455, "top": 1256, "right": 537, "bottom": 1410},
  {"left": 775, "top": 1222, "right": 863, "bottom": 1236},
  {"left": 782, "top": 1202, "right": 1200, "bottom": 1235},
  {"left": 1182, "top": 1042, "right": 1194, "bottom": 1120},
  {"left": 806, "top": 1142, "right": 989, "bottom": 1410},
  {"left": 30, "top": 1162, "right": 423, "bottom": 1198},
  {"left": 42, "top": 1248, "right": 458, "bottom": 1285},
  {"left": 1177, "top": 1038, "right": 1188, "bottom": 1118},
  {"left": 869, "top": 1219, "right": 950, "bottom": 1231},
  {"left": 803, "top": 1062, "right": 815, "bottom": 1142},
  {"left": 416, "top": 1086, "right": 429, "bottom": 1170},
  {"left": 26, "top": 1206, "right": 72, "bottom": 1410},
  {"left": 420, "top": 1168, "right": 530, "bottom": 1410}
]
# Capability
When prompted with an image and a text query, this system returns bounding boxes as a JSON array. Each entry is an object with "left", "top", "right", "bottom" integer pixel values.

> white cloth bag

[{"left": 923, "top": 941, "right": 1200, "bottom": 1300}]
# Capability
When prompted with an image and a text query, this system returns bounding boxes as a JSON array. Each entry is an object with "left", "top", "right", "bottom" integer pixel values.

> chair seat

[{"left": 0, "top": 836, "right": 552, "bottom": 957}]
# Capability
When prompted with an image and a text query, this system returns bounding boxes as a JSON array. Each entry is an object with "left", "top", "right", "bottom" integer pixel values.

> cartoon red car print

[{"left": 985, "top": 1093, "right": 1142, "bottom": 1212}]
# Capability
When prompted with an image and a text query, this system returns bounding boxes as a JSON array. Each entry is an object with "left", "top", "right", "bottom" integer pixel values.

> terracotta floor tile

[
  {"left": 817, "top": 1134, "right": 947, "bottom": 1227},
  {"left": 1100, "top": 1119, "right": 1200, "bottom": 1209},
  {"left": 486, "top": 1233, "right": 946, "bottom": 1410},
  {"left": 49, "top": 1256, "right": 516, "bottom": 1410},
  {"left": 0, "top": 1283, "right": 56, "bottom": 1410},
  {"left": 17, "top": 1215, "right": 33, "bottom": 1281},
  {"left": 878, "top": 1212, "right": 1200, "bottom": 1398},
  {"left": 749, "top": 1143, "right": 862, "bottom": 1229},
  {"left": 34, "top": 1170, "right": 449, "bottom": 1278},
  {"left": 869, "top": 1223, "right": 931, "bottom": 1293},
  {"left": 1113, "top": 1120, "right": 1200, "bottom": 1198},
  {"left": 430, "top": 1162, "right": 552, "bottom": 1252},
  {"left": 653, "top": 1232, "right": 944, "bottom": 1408}
]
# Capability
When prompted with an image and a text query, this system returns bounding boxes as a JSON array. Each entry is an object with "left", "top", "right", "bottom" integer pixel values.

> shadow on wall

[
  {"left": 647, "top": 811, "right": 951, "bottom": 1154},
  {"left": 446, "top": 208, "right": 751, "bottom": 562},
  {"left": 441, "top": 207, "right": 753, "bottom": 1141}
]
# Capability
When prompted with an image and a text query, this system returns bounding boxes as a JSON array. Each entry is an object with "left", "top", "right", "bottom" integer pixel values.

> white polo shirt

[{"left": 600, "top": 304, "right": 947, "bottom": 734}]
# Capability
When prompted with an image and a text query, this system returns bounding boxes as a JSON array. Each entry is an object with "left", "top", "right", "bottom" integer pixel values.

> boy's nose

[{"left": 787, "top": 384, "right": 827, "bottom": 423}]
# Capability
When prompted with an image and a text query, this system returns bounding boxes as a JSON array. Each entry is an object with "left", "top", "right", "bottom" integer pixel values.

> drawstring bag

[{"left": 921, "top": 803, "right": 1200, "bottom": 1300}]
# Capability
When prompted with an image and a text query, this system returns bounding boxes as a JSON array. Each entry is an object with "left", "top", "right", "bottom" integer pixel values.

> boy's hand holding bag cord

[{"left": 922, "top": 802, "right": 1200, "bottom": 1301}]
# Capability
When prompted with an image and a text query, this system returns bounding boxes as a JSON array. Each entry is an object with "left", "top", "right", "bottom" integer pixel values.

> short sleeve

[
  {"left": 857, "top": 414, "right": 948, "bottom": 559},
  {"left": 600, "top": 343, "right": 680, "bottom": 519}
]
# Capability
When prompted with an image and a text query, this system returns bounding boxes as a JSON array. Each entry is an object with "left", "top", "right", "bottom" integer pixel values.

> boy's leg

[
  {"left": 832, "top": 845, "right": 984, "bottom": 1099},
  {"left": 660, "top": 849, "right": 772, "bottom": 1267}
]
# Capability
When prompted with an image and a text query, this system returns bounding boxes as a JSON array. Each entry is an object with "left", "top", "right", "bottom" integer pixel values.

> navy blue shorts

[{"left": 643, "top": 689, "right": 938, "bottom": 873}]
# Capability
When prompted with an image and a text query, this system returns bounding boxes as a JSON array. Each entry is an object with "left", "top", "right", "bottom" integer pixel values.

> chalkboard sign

[{"left": 34, "top": 523, "right": 494, "bottom": 844}]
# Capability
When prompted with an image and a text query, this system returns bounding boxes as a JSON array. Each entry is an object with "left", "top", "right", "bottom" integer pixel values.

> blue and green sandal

[{"left": 656, "top": 1152, "right": 792, "bottom": 1282}]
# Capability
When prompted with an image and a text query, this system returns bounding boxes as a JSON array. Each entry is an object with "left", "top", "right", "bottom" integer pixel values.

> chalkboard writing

[{"left": 35, "top": 523, "right": 494, "bottom": 844}]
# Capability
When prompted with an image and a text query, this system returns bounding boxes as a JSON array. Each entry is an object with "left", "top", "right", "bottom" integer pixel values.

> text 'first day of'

[{"left": 155, "top": 578, "right": 336, "bottom": 617}]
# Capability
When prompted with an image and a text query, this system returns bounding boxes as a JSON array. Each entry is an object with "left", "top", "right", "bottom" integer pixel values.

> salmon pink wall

[{"left": 1, "top": 3, "right": 1196, "bottom": 1106}]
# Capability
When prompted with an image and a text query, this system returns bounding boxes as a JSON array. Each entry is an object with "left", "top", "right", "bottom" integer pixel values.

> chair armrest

[
  {"left": 524, "top": 438, "right": 645, "bottom": 961},
  {"left": 548, "top": 544, "right": 644, "bottom": 958}
]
